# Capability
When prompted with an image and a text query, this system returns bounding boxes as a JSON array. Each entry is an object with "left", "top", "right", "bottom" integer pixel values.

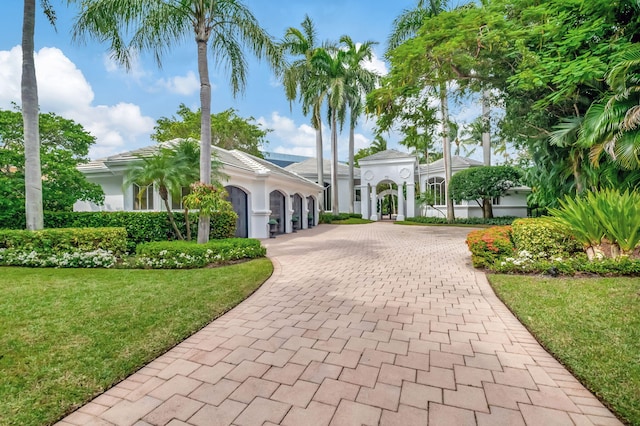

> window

[
  {"left": 427, "top": 177, "right": 445, "bottom": 205},
  {"left": 492, "top": 196, "right": 501, "bottom": 205},
  {"left": 133, "top": 184, "right": 154, "bottom": 210},
  {"left": 355, "top": 188, "right": 361, "bottom": 202},
  {"left": 171, "top": 186, "right": 191, "bottom": 210}
]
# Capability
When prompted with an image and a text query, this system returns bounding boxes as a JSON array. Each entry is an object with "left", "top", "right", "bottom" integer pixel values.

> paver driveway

[{"left": 59, "top": 222, "right": 621, "bottom": 426}]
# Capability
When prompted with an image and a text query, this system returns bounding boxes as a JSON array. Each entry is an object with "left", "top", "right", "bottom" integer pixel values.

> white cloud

[
  {"left": 363, "top": 50, "right": 388, "bottom": 76},
  {"left": 258, "top": 111, "right": 318, "bottom": 156},
  {"left": 155, "top": 71, "right": 200, "bottom": 95},
  {"left": 0, "top": 46, "right": 155, "bottom": 158},
  {"left": 103, "top": 53, "right": 148, "bottom": 82}
]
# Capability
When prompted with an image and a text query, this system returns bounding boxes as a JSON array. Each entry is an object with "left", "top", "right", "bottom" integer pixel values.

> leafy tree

[
  {"left": 0, "top": 109, "right": 104, "bottom": 227},
  {"left": 354, "top": 134, "right": 387, "bottom": 167},
  {"left": 152, "top": 104, "right": 269, "bottom": 158},
  {"left": 22, "top": 0, "right": 57, "bottom": 230},
  {"left": 449, "top": 166, "right": 522, "bottom": 218},
  {"left": 73, "top": 0, "right": 281, "bottom": 243}
]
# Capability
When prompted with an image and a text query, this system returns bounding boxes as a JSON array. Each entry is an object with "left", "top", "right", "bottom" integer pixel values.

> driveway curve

[{"left": 59, "top": 222, "right": 621, "bottom": 426}]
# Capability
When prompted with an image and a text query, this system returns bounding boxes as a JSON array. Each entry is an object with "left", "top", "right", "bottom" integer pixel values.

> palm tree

[
  {"left": 341, "top": 36, "right": 379, "bottom": 213},
  {"left": 22, "top": 0, "right": 56, "bottom": 230},
  {"left": 72, "top": 0, "right": 280, "bottom": 243},
  {"left": 387, "top": 0, "right": 453, "bottom": 221},
  {"left": 311, "top": 46, "right": 351, "bottom": 215},
  {"left": 125, "top": 146, "right": 193, "bottom": 240},
  {"left": 282, "top": 16, "right": 325, "bottom": 210}
]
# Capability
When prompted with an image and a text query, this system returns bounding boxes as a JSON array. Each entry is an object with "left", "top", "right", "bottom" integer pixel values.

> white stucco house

[{"left": 74, "top": 143, "right": 323, "bottom": 239}]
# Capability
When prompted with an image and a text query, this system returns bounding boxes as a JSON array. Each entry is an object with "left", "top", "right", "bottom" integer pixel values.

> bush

[
  {"left": 405, "top": 216, "right": 518, "bottom": 226},
  {"left": 135, "top": 238, "right": 266, "bottom": 269},
  {"left": 492, "top": 252, "right": 640, "bottom": 276},
  {"left": 0, "top": 211, "right": 238, "bottom": 253},
  {"left": 466, "top": 226, "right": 514, "bottom": 268},
  {"left": 0, "top": 227, "right": 126, "bottom": 268},
  {"left": 511, "top": 218, "right": 582, "bottom": 260}
]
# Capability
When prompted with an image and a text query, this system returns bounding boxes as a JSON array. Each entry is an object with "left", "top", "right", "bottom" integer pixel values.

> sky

[{"left": 0, "top": 1, "right": 483, "bottom": 161}]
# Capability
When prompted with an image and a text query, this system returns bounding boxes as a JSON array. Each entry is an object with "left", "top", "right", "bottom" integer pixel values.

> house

[{"left": 74, "top": 143, "right": 323, "bottom": 239}]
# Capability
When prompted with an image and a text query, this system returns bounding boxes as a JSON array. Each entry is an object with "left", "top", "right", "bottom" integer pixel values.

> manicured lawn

[
  {"left": 0, "top": 259, "right": 273, "bottom": 426},
  {"left": 488, "top": 275, "right": 640, "bottom": 425}
]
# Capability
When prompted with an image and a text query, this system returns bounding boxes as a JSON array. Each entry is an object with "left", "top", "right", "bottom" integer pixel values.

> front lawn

[
  {"left": 0, "top": 259, "right": 273, "bottom": 426},
  {"left": 488, "top": 275, "right": 640, "bottom": 425}
]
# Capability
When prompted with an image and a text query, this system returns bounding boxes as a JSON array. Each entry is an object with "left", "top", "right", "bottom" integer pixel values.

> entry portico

[{"left": 359, "top": 150, "right": 417, "bottom": 221}]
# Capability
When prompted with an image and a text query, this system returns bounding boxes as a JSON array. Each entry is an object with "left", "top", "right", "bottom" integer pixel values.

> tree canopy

[
  {"left": 152, "top": 104, "right": 270, "bottom": 158},
  {"left": 0, "top": 108, "right": 104, "bottom": 227}
]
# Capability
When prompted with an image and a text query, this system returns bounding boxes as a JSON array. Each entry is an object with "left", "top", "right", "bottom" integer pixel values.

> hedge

[
  {"left": 466, "top": 226, "right": 514, "bottom": 268},
  {"left": 0, "top": 227, "right": 127, "bottom": 255},
  {"left": 405, "top": 216, "right": 518, "bottom": 226},
  {"left": 511, "top": 218, "right": 582, "bottom": 260},
  {"left": 1, "top": 211, "right": 237, "bottom": 253},
  {"left": 319, "top": 213, "right": 362, "bottom": 224},
  {"left": 135, "top": 238, "right": 266, "bottom": 269}
]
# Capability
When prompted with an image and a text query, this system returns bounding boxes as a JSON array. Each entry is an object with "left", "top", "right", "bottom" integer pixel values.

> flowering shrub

[
  {"left": 0, "top": 248, "right": 117, "bottom": 268},
  {"left": 511, "top": 218, "right": 581, "bottom": 260},
  {"left": 466, "top": 226, "right": 514, "bottom": 268},
  {"left": 135, "top": 238, "right": 266, "bottom": 269}
]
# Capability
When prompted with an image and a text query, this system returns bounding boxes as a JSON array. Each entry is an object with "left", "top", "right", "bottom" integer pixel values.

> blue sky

[{"left": 0, "top": 1, "right": 482, "bottom": 160}]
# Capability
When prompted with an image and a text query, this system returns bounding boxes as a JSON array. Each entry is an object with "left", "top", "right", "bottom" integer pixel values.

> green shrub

[
  {"left": 319, "top": 213, "right": 365, "bottom": 223},
  {"left": 405, "top": 216, "right": 517, "bottom": 226},
  {"left": 511, "top": 218, "right": 582, "bottom": 260},
  {"left": 0, "top": 227, "right": 127, "bottom": 255},
  {"left": 135, "top": 238, "right": 266, "bottom": 269},
  {"left": 0, "top": 211, "right": 238, "bottom": 253},
  {"left": 466, "top": 226, "right": 514, "bottom": 268},
  {"left": 491, "top": 252, "right": 640, "bottom": 276}
]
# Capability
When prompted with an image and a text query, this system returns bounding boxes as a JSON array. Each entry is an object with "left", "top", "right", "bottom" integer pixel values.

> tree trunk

[
  {"left": 162, "top": 194, "right": 184, "bottom": 240},
  {"left": 348, "top": 113, "right": 355, "bottom": 214},
  {"left": 440, "top": 81, "right": 454, "bottom": 223},
  {"left": 22, "top": 0, "right": 43, "bottom": 230},
  {"left": 315, "top": 105, "right": 324, "bottom": 212},
  {"left": 482, "top": 89, "right": 491, "bottom": 166},
  {"left": 197, "top": 34, "right": 211, "bottom": 243},
  {"left": 331, "top": 112, "right": 339, "bottom": 215},
  {"left": 482, "top": 197, "right": 493, "bottom": 219},
  {"left": 184, "top": 208, "right": 191, "bottom": 241}
]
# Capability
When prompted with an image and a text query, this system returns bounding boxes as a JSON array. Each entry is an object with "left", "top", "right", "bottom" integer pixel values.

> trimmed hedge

[
  {"left": 0, "top": 211, "right": 237, "bottom": 253},
  {"left": 466, "top": 226, "right": 514, "bottom": 268},
  {"left": 319, "top": 213, "right": 363, "bottom": 224},
  {"left": 405, "top": 216, "right": 518, "bottom": 226},
  {"left": 0, "top": 227, "right": 127, "bottom": 255},
  {"left": 135, "top": 238, "right": 266, "bottom": 269},
  {"left": 511, "top": 218, "right": 581, "bottom": 259}
]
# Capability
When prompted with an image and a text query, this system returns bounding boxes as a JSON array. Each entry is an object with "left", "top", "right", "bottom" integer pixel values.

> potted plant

[
  {"left": 308, "top": 212, "right": 314, "bottom": 228},
  {"left": 268, "top": 218, "right": 278, "bottom": 238},
  {"left": 291, "top": 215, "right": 299, "bottom": 232}
]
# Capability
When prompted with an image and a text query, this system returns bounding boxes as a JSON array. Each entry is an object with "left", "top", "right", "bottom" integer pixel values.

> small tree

[{"left": 449, "top": 166, "right": 522, "bottom": 218}]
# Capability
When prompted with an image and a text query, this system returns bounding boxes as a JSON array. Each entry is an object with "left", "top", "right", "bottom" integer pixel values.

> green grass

[
  {"left": 488, "top": 275, "right": 640, "bottom": 425},
  {"left": 0, "top": 259, "right": 273, "bottom": 426},
  {"left": 332, "top": 218, "right": 374, "bottom": 225}
]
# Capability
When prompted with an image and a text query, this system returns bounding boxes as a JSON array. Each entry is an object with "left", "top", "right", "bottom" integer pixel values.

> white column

[
  {"left": 361, "top": 184, "right": 369, "bottom": 220},
  {"left": 406, "top": 182, "right": 415, "bottom": 218},
  {"left": 251, "top": 176, "right": 270, "bottom": 239},
  {"left": 397, "top": 183, "right": 405, "bottom": 221},
  {"left": 370, "top": 185, "right": 378, "bottom": 221}
]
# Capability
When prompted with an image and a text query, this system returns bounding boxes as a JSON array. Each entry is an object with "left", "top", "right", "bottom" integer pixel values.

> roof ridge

[{"left": 229, "top": 150, "right": 271, "bottom": 174}]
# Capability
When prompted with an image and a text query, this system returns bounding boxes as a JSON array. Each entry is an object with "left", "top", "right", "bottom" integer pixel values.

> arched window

[{"left": 427, "top": 177, "right": 445, "bottom": 206}]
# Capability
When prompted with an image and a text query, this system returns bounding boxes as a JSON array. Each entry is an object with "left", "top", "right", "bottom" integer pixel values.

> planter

[{"left": 268, "top": 219, "right": 278, "bottom": 238}]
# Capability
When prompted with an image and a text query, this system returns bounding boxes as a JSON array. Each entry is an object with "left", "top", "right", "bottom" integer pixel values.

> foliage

[
  {"left": 489, "top": 274, "right": 640, "bottom": 424},
  {"left": 183, "top": 182, "right": 235, "bottom": 217},
  {"left": 511, "top": 218, "right": 582, "bottom": 260},
  {"left": 0, "top": 248, "right": 117, "bottom": 268},
  {"left": 0, "top": 227, "right": 127, "bottom": 256},
  {"left": 0, "top": 259, "right": 272, "bottom": 425},
  {"left": 0, "top": 108, "right": 104, "bottom": 227},
  {"left": 549, "top": 189, "right": 640, "bottom": 259},
  {"left": 135, "top": 238, "right": 265, "bottom": 269},
  {"left": 465, "top": 226, "right": 514, "bottom": 268},
  {"left": 493, "top": 252, "right": 640, "bottom": 276},
  {"left": 319, "top": 213, "right": 362, "bottom": 224},
  {"left": 449, "top": 166, "right": 522, "bottom": 205},
  {"left": 403, "top": 216, "right": 517, "bottom": 226},
  {"left": 152, "top": 104, "right": 270, "bottom": 157}
]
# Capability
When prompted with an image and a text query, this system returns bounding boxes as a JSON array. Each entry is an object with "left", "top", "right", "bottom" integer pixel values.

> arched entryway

[
  {"left": 269, "top": 190, "right": 287, "bottom": 234},
  {"left": 292, "top": 194, "right": 303, "bottom": 231},
  {"left": 225, "top": 185, "right": 248, "bottom": 238},
  {"left": 307, "top": 196, "right": 316, "bottom": 226}
]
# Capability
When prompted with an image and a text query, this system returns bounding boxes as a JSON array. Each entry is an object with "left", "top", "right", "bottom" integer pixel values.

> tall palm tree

[
  {"left": 387, "top": 0, "right": 453, "bottom": 221},
  {"left": 282, "top": 16, "right": 325, "bottom": 210},
  {"left": 311, "top": 46, "right": 351, "bottom": 215},
  {"left": 342, "top": 36, "right": 379, "bottom": 213},
  {"left": 72, "top": 0, "right": 280, "bottom": 243},
  {"left": 22, "top": 0, "right": 56, "bottom": 230}
]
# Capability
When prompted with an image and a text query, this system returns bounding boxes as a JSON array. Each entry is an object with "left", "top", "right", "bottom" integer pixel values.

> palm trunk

[
  {"left": 314, "top": 105, "right": 324, "bottom": 212},
  {"left": 22, "top": 0, "right": 43, "bottom": 230},
  {"left": 162, "top": 196, "right": 184, "bottom": 240},
  {"left": 482, "top": 90, "right": 491, "bottom": 166},
  {"left": 440, "top": 81, "right": 454, "bottom": 223},
  {"left": 196, "top": 33, "right": 211, "bottom": 244},
  {"left": 184, "top": 208, "right": 191, "bottom": 241},
  {"left": 331, "top": 112, "right": 339, "bottom": 215},
  {"left": 348, "top": 113, "right": 355, "bottom": 214}
]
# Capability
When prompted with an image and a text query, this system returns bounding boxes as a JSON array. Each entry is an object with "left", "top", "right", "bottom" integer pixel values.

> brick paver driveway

[{"left": 59, "top": 222, "right": 621, "bottom": 426}]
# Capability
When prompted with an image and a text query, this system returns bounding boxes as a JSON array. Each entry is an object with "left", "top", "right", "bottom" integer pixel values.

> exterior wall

[
  {"left": 416, "top": 188, "right": 530, "bottom": 219},
  {"left": 74, "top": 174, "right": 124, "bottom": 211}
]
